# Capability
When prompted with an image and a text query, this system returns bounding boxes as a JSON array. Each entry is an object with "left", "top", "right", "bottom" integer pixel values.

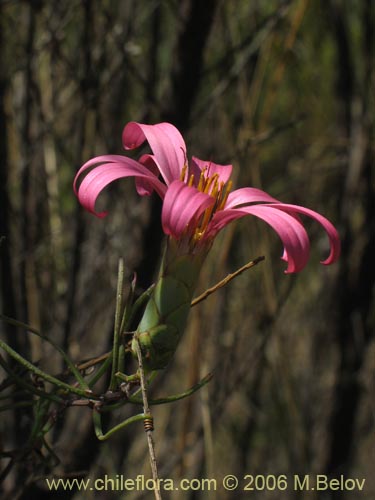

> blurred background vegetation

[{"left": 0, "top": 0, "right": 374, "bottom": 498}]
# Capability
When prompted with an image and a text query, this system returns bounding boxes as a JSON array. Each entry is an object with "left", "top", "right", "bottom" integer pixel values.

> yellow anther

[
  {"left": 199, "top": 204, "right": 215, "bottom": 235},
  {"left": 210, "top": 179, "right": 219, "bottom": 199},
  {"left": 204, "top": 173, "right": 219, "bottom": 195},
  {"left": 188, "top": 174, "right": 195, "bottom": 187},
  {"left": 193, "top": 229, "right": 203, "bottom": 242},
  {"left": 218, "top": 180, "right": 233, "bottom": 210},
  {"left": 197, "top": 168, "right": 207, "bottom": 192},
  {"left": 180, "top": 163, "right": 188, "bottom": 182}
]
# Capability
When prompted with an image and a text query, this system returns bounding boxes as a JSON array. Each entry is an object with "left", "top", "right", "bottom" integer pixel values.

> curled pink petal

[
  {"left": 264, "top": 203, "right": 341, "bottom": 265},
  {"left": 74, "top": 157, "right": 166, "bottom": 217},
  {"left": 191, "top": 156, "right": 233, "bottom": 185},
  {"left": 136, "top": 154, "right": 161, "bottom": 196},
  {"left": 122, "top": 122, "right": 186, "bottom": 184},
  {"left": 73, "top": 155, "right": 134, "bottom": 195},
  {"left": 162, "top": 181, "right": 214, "bottom": 239},
  {"left": 209, "top": 206, "right": 310, "bottom": 273},
  {"left": 225, "top": 187, "right": 280, "bottom": 208}
]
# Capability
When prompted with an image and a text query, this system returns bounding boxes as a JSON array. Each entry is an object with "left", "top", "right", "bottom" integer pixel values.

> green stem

[
  {"left": 29, "top": 397, "right": 51, "bottom": 442},
  {"left": 88, "top": 353, "right": 113, "bottom": 388},
  {"left": 0, "top": 313, "right": 88, "bottom": 389},
  {"left": 109, "top": 258, "right": 125, "bottom": 390},
  {"left": 119, "top": 273, "right": 136, "bottom": 333},
  {"left": 92, "top": 407, "right": 152, "bottom": 440},
  {"left": 0, "top": 339, "right": 98, "bottom": 399},
  {"left": 128, "top": 372, "right": 213, "bottom": 405},
  {"left": 0, "top": 353, "right": 63, "bottom": 404},
  {"left": 117, "top": 346, "right": 125, "bottom": 378},
  {"left": 117, "top": 273, "right": 137, "bottom": 374}
]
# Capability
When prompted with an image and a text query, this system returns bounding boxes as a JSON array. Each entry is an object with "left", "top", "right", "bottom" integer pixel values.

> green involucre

[{"left": 132, "top": 240, "right": 206, "bottom": 370}]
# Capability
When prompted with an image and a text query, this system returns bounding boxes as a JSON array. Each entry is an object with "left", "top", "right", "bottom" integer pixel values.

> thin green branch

[
  {"left": 119, "top": 272, "right": 137, "bottom": 334},
  {"left": 0, "top": 353, "right": 63, "bottom": 404},
  {"left": 117, "top": 273, "right": 137, "bottom": 374},
  {"left": 87, "top": 353, "right": 113, "bottom": 388},
  {"left": 128, "top": 372, "right": 213, "bottom": 405},
  {"left": 110, "top": 258, "right": 125, "bottom": 390},
  {"left": 0, "top": 339, "right": 98, "bottom": 400},
  {"left": 92, "top": 408, "right": 151, "bottom": 441},
  {"left": 0, "top": 314, "right": 88, "bottom": 389}
]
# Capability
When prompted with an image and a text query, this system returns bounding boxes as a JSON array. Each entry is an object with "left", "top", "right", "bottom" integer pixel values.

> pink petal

[
  {"left": 191, "top": 156, "right": 233, "bottom": 185},
  {"left": 264, "top": 203, "right": 341, "bottom": 265},
  {"left": 225, "top": 187, "right": 280, "bottom": 208},
  {"left": 122, "top": 122, "right": 186, "bottom": 185},
  {"left": 136, "top": 154, "right": 161, "bottom": 196},
  {"left": 208, "top": 206, "right": 310, "bottom": 273},
  {"left": 162, "top": 180, "right": 214, "bottom": 239},
  {"left": 74, "top": 156, "right": 166, "bottom": 217},
  {"left": 73, "top": 155, "right": 134, "bottom": 195}
]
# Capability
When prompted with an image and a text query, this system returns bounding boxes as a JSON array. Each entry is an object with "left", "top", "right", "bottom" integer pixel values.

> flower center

[{"left": 181, "top": 165, "right": 232, "bottom": 242}]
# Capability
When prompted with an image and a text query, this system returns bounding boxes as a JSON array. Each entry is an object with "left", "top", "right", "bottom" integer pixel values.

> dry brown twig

[{"left": 133, "top": 338, "right": 162, "bottom": 500}]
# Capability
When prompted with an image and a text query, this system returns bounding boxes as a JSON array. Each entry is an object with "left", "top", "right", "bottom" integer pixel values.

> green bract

[{"left": 132, "top": 240, "right": 206, "bottom": 370}]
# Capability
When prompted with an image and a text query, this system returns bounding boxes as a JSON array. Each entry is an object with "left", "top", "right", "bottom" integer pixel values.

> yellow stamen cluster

[
  {"left": 179, "top": 163, "right": 232, "bottom": 244},
  {"left": 193, "top": 167, "right": 232, "bottom": 241}
]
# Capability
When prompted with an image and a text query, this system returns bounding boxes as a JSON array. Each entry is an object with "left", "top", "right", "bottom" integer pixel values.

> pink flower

[{"left": 74, "top": 121, "right": 340, "bottom": 273}]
